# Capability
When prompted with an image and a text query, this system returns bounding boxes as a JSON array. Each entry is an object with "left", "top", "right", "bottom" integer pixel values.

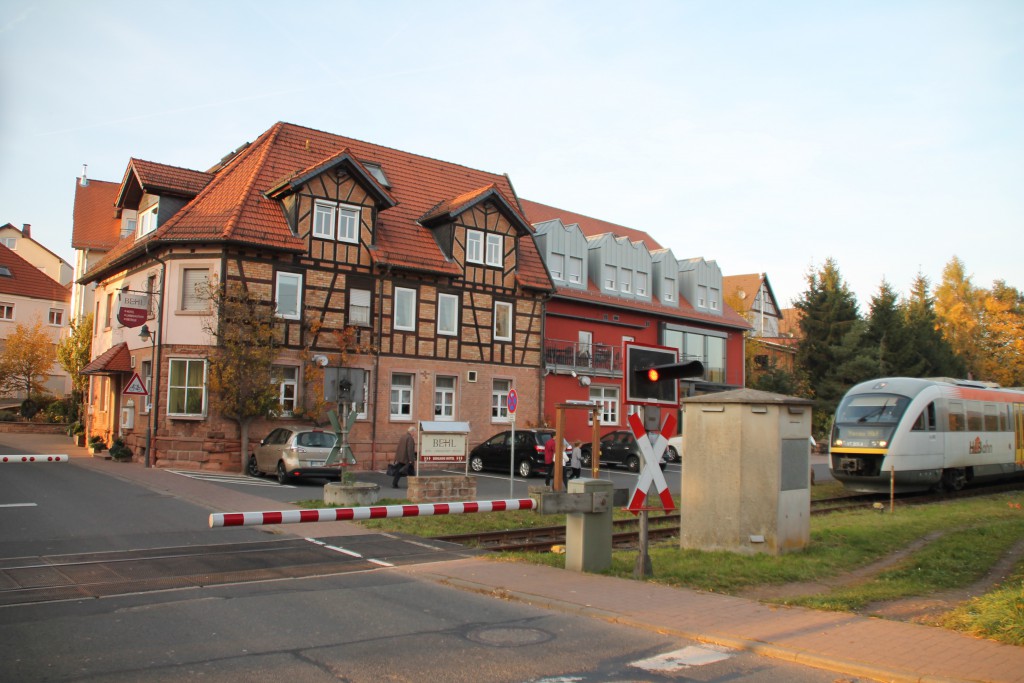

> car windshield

[{"left": 835, "top": 393, "right": 911, "bottom": 425}]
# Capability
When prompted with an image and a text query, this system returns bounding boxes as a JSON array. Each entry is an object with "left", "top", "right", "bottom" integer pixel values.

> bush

[
  {"left": 19, "top": 398, "right": 39, "bottom": 419},
  {"left": 0, "top": 410, "right": 16, "bottom": 422},
  {"left": 108, "top": 438, "right": 132, "bottom": 461},
  {"left": 45, "top": 397, "right": 76, "bottom": 423}
]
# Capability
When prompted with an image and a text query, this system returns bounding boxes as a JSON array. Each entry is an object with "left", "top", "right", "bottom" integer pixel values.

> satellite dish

[{"left": 579, "top": 375, "right": 592, "bottom": 387}]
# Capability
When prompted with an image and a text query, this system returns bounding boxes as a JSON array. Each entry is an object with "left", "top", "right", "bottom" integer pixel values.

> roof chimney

[
  {"left": 79, "top": 163, "right": 89, "bottom": 187},
  {"left": 22, "top": 223, "right": 31, "bottom": 238}
]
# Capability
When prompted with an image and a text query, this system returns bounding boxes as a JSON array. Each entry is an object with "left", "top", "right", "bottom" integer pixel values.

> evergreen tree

[
  {"left": 862, "top": 280, "right": 920, "bottom": 377},
  {"left": 902, "top": 272, "right": 964, "bottom": 378}
]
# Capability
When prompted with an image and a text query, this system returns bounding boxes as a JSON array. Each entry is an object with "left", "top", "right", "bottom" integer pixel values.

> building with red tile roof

[{"left": 723, "top": 273, "right": 796, "bottom": 375}]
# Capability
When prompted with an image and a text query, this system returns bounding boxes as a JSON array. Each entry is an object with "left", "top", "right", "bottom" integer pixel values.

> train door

[{"left": 904, "top": 400, "right": 943, "bottom": 470}]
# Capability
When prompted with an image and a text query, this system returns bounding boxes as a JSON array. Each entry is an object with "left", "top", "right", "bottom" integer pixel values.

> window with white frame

[
  {"left": 390, "top": 373, "right": 413, "bottom": 419},
  {"left": 141, "top": 360, "right": 152, "bottom": 412},
  {"left": 549, "top": 253, "right": 564, "bottom": 281},
  {"left": 437, "top": 293, "right": 458, "bottom": 336},
  {"left": 568, "top": 256, "right": 583, "bottom": 284},
  {"left": 312, "top": 200, "right": 361, "bottom": 243},
  {"left": 434, "top": 375, "right": 456, "bottom": 420},
  {"left": 588, "top": 385, "right": 619, "bottom": 425},
  {"left": 636, "top": 272, "right": 648, "bottom": 296},
  {"left": 663, "top": 278, "right": 675, "bottom": 302},
  {"left": 709, "top": 287, "right": 720, "bottom": 311},
  {"left": 181, "top": 267, "right": 210, "bottom": 311},
  {"left": 48, "top": 308, "right": 63, "bottom": 326},
  {"left": 167, "top": 358, "right": 207, "bottom": 417},
  {"left": 466, "top": 230, "right": 483, "bottom": 264},
  {"left": 356, "top": 371, "right": 371, "bottom": 419},
  {"left": 273, "top": 365, "right": 298, "bottom": 415},
  {"left": 492, "top": 379, "right": 511, "bottom": 421},
  {"left": 337, "top": 205, "right": 359, "bottom": 243},
  {"left": 275, "top": 272, "right": 302, "bottom": 320},
  {"left": 494, "top": 301, "right": 512, "bottom": 341},
  {"left": 0, "top": 303, "right": 13, "bottom": 320},
  {"left": 0, "top": 237, "right": 15, "bottom": 249},
  {"left": 313, "top": 200, "right": 335, "bottom": 239},
  {"left": 603, "top": 265, "right": 616, "bottom": 291},
  {"left": 620, "top": 268, "right": 632, "bottom": 293},
  {"left": 348, "top": 288, "right": 371, "bottom": 327},
  {"left": 138, "top": 206, "right": 158, "bottom": 237},
  {"left": 697, "top": 285, "right": 708, "bottom": 308},
  {"left": 394, "top": 287, "right": 416, "bottom": 331},
  {"left": 485, "top": 233, "right": 503, "bottom": 267}
]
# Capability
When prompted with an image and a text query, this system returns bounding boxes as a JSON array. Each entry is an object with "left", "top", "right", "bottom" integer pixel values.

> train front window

[{"left": 835, "top": 394, "right": 911, "bottom": 425}]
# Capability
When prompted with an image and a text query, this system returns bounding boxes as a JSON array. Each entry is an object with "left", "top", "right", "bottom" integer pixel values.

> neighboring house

[
  {"left": 70, "top": 175, "right": 126, "bottom": 323},
  {"left": 724, "top": 273, "right": 796, "bottom": 374},
  {"left": 0, "top": 244, "right": 71, "bottom": 401},
  {"left": 0, "top": 223, "right": 74, "bottom": 286},
  {"left": 522, "top": 199, "right": 750, "bottom": 442},
  {"left": 75, "top": 122, "right": 554, "bottom": 470}
]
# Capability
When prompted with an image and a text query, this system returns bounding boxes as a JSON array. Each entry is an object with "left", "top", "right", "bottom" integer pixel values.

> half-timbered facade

[{"left": 77, "top": 122, "right": 553, "bottom": 470}]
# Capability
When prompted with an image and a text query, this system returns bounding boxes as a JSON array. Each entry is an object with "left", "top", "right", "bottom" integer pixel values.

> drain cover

[{"left": 466, "top": 626, "right": 552, "bottom": 647}]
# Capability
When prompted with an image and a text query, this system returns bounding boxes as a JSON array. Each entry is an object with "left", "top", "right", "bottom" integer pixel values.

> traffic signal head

[{"left": 625, "top": 343, "right": 703, "bottom": 406}]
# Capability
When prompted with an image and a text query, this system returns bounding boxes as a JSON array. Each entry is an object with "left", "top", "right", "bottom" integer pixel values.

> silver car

[{"left": 247, "top": 427, "right": 340, "bottom": 484}]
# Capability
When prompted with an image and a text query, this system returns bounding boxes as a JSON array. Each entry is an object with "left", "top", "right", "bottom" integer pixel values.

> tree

[
  {"left": 976, "top": 281, "right": 1024, "bottom": 386},
  {"left": 934, "top": 257, "right": 983, "bottom": 377},
  {"left": 56, "top": 312, "right": 93, "bottom": 422},
  {"left": 0, "top": 318, "right": 57, "bottom": 399},
  {"left": 862, "top": 280, "right": 920, "bottom": 377},
  {"left": 202, "top": 282, "right": 282, "bottom": 474},
  {"left": 902, "top": 272, "right": 964, "bottom": 378}
]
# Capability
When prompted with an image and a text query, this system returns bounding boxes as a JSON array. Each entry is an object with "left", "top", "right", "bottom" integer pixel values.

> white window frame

[
  {"left": 485, "top": 233, "right": 503, "bottom": 267},
  {"left": 492, "top": 379, "right": 512, "bottom": 422},
  {"left": 663, "top": 278, "right": 675, "bottom": 302},
  {"left": 313, "top": 200, "right": 335, "bottom": 239},
  {"left": 437, "top": 293, "right": 459, "bottom": 336},
  {"left": 274, "top": 272, "right": 302, "bottom": 320},
  {"left": 337, "top": 204, "right": 360, "bottom": 244},
  {"left": 167, "top": 358, "right": 207, "bottom": 418},
  {"left": 494, "top": 301, "right": 513, "bottom": 342},
  {"left": 466, "top": 230, "right": 483, "bottom": 264},
  {"left": 394, "top": 287, "right": 416, "bottom": 332},
  {"left": 48, "top": 308, "right": 63, "bottom": 326},
  {"left": 620, "top": 268, "right": 632, "bottom": 293},
  {"left": 588, "top": 385, "right": 620, "bottom": 426},
  {"left": 180, "top": 267, "right": 210, "bottom": 312},
  {"left": 273, "top": 365, "right": 298, "bottom": 416},
  {"left": 348, "top": 288, "right": 371, "bottom": 327},
  {"left": 636, "top": 272, "right": 648, "bottom": 297},
  {"left": 138, "top": 206, "right": 158, "bottom": 237},
  {"left": 549, "top": 253, "right": 564, "bottom": 281},
  {"left": 0, "top": 303, "right": 12, "bottom": 320},
  {"left": 434, "top": 375, "right": 457, "bottom": 421},
  {"left": 568, "top": 256, "right": 583, "bottom": 284},
  {"left": 390, "top": 373, "right": 413, "bottom": 420},
  {"left": 356, "top": 371, "right": 371, "bottom": 419},
  {"left": 0, "top": 236, "right": 16, "bottom": 249},
  {"left": 709, "top": 287, "right": 720, "bottom": 311},
  {"left": 603, "top": 265, "right": 616, "bottom": 291},
  {"left": 697, "top": 285, "right": 708, "bottom": 308}
]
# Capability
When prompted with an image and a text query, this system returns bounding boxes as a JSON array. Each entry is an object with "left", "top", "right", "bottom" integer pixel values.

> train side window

[
  {"left": 984, "top": 404, "right": 999, "bottom": 431},
  {"left": 967, "top": 402, "right": 984, "bottom": 431},
  {"left": 948, "top": 401, "right": 965, "bottom": 432},
  {"left": 999, "top": 406, "right": 1010, "bottom": 431},
  {"left": 911, "top": 402, "right": 936, "bottom": 431}
]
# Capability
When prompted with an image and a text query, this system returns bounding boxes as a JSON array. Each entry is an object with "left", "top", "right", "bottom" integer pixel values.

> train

[{"left": 829, "top": 377, "right": 1024, "bottom": 493}]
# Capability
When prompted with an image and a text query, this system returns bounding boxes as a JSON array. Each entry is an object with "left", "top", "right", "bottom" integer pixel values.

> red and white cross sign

[{"left": 626, "top": 411, "right": 676, "bottom": 514}]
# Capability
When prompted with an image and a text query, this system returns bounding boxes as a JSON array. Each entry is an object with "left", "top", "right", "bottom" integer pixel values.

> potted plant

[
  {"left": 68, "top": 422, "right": 85, "bottom": 447},
  {"left": 108, "top": 438, "right": 132, "bottom": 462},
  {"left": 88, "top": 435, "right": 107, "bottom": 455}
]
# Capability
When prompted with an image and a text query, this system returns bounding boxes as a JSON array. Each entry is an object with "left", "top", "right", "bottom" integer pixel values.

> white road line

[
  {"left": 166, "top": 469, "right": 293, "bottom": 488},
  {"left": 305, "top": 538, "right": 393, "bottom": 567},
  {"left": 630, "top": 645, "right": 733, "bottom": 673},
  {"left": 0, "top": 503, "right": 38, "bottom": 508}
]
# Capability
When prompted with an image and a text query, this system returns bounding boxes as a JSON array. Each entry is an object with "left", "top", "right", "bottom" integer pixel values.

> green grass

[{"left": 938, "top": 562, "right": 1024, "bottom": 646}]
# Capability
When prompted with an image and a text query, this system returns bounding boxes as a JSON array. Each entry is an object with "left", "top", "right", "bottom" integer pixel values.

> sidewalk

[{"left": 8, "top": 433, "right": 1024, "bottom": 683}]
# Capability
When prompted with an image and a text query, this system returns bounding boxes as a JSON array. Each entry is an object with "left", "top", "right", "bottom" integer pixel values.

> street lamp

[{"left": 139, "top": 323, "right": 160, "bottom": 468}]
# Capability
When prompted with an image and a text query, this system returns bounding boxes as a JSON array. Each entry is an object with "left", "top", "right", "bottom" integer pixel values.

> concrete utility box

[{"left": 680, "top": 389, "right": 813, "bottom": 555}]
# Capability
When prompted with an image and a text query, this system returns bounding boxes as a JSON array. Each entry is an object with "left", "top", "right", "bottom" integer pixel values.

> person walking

[
  {"left": 543, "top": 435, "right": 556, "bottom": 487},
  {"left": 567, "top": 440, "right": 582, "bottom": 482},
  {"left": 392, "top": 425, "right": 417, "bottom": 488}
]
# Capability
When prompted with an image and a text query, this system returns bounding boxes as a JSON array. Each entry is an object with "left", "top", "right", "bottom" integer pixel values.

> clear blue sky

[{"left": 1, "top": 0, "right": 1020, "bottom": 311}]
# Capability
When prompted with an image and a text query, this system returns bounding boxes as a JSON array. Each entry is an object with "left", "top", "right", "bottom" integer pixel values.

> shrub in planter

[
  {"left": 108, "top": 439, "right": 132, "bottom": 462},
  {"left": 88, "top": 435, "right": 107, "bottom": 453}
]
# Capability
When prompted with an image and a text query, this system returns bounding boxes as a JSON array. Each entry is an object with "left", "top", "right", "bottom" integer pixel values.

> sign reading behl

[{"left": 117, "top": 293, "right": 150, "bottom": 328}]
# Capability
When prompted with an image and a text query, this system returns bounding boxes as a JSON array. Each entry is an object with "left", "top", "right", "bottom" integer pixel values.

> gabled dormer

[
  {"left": 650, "top": 248, "right": 679, "bottom": 307},
  {"left": 586, "top": 233, "right": 653, "bottom": 303},
  {"left": 678, "top": 257, "right": 723, "bottom": 315},
  {"left": 115, "top": 158, "right": 213, "bottom": 241},
  {"left": 724, "top": 273, "right": 782, "bottom": 336},
  {"left": 532, "top": 219, "right": 588, "bottom": 291}
]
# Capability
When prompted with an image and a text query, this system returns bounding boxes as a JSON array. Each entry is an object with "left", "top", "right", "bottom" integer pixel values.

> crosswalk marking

[{"left": 166, "top": 469, "right": 294, "bottom": 488}]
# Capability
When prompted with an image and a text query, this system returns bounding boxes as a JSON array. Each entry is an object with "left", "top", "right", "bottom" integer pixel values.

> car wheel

[
  {"left": 246, "top": 455, "right": 261, "bottom": 477},
  {"left": 665, "top": 446, "right": 679, "bottom": 463},
  {"left": 470, "top": 455, "right": 484, "bottom": 473},
  {"left": 516, "top": 459, "right": 533, "bottom": 478},
  {"left": 625, "top": 455, "right": 641, "bottom": 473},
  {"left": 276, "top": 461, "right": 289, "bottom": 485},
  {"left": 580, "top": 450, "right": 592, "bottom": 467}
]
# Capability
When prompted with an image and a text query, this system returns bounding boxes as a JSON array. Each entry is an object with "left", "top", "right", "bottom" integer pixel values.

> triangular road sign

[{"left": 123, "top": 372, "right": 148, "bottom": 396}]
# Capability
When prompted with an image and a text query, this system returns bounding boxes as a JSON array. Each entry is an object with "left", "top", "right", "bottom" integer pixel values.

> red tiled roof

[
  {"left": 0, "top": 244, "right": 70, "bottom": 303},
  {"left": 71, "top": 180, "right": 122, "bottom": 250},
  {"left": 520, "top": 199, "right": 663, "bottom": 250},
  {"left": 82, "top": 342, "right": 132, "bottom": 375},
  {"left": 723, "top": 273, "right": 765, "bottom": 314},
  {"left": 124, "top": 158, "right": 214, "bottom": 198},
  {"left": 89, "top": 122, "right": 553, "bottom": 290},
  {"left": 779, "top": 308, "right": 803, "bottom": 338}
]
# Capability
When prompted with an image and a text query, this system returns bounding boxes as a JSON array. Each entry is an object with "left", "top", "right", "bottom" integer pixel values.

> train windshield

[{"left": 835, "top": 393, "right": 911, "bottom": 425}]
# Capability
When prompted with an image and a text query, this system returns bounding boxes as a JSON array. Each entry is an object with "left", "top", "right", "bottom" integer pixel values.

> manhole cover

[{"left": 466, "top": 626, "right": 553, "bottom": 647}]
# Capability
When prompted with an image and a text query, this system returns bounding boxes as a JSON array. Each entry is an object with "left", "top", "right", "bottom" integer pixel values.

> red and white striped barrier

[
  {"left": 1, "top": 455, "right": 69, "bottom": 463},
  {"left": 209, "top": 497, "right": 537, "bottom": 528}
]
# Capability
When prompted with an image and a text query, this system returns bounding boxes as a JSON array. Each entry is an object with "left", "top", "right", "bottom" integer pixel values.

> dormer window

[
  {"left": 466, "top": 230, "right": 483, "bottom": 264},
  {"left": 603, "top": 265, "right": 616, "bottom": 291},
  {"left": 663, "top": 277, "right": 675, "bottom": 302},
  {"left": 485, "top": 234, "right": 503, "bottom": 268},
  {"left": 361, "top": 162, "right": 390, "bottom": 188},
  {"left": 568, "top": 257, "right": 583, "bottom": 284},
  {"left": 549, "top": 253, "right": 564, "bottom": 281},
  {"left": 620, "top": 268, "right": 632, "bottom": 294},
  {"left": 138, "top": 206, "right": 158, "bottom": 237},
  {"left": 636, "top": 272, "right": 648, "bottom": 297},
  {"left": 314, "top": 199, "right": 360, "bottom": 244}
]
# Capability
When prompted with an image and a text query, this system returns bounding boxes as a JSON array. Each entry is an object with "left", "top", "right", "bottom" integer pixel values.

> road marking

[
  {"left": 305, "top": 538, "right": 394, "bottom": 568},
  {"left": 630, "top": 645, "right": 733, "bottom": 673},
  {"left": 166, "top": 469, "right": 294, "bottom": 488},
  {"left": 0, "top": 503, "right": 38, "bottom": 508}
]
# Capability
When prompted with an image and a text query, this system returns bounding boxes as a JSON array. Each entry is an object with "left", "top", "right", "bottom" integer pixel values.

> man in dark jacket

[{"left": 392, "top": 425, "right": 417, "bottom": 488}]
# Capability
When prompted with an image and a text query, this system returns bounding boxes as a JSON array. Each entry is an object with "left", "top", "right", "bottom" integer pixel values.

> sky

[{"left": 1, "top": 0, "right": 1021, "bottom": 311}]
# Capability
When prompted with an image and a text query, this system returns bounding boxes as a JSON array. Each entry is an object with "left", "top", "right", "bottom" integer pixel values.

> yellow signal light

[{"left": 647, "top": 368, "right": 660, "bottom": 382}]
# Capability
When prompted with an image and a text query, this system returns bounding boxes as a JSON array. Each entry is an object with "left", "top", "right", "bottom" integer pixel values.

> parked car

[
  {"left": 247, "top": 427, "right": 341, "bottom": 484},
  {"left": 666, "top": 435, "right": 682, "bottom": 463},
  {"left": 468, "top": 429, "right": 555, "bottom": 477},
  {"left": 579, "top": 430, "right": 668, "bottom": 472}
]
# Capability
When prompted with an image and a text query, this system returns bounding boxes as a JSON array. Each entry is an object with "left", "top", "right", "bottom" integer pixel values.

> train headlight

[
  {"left": 835, "top": 439, "right": 843, "bottom": 447},
  {"left": 879, "top": 440, "right": 888, "bottom": 448}
]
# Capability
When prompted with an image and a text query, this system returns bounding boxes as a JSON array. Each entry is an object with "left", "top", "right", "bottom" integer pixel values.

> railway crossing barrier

[{"left": 1, "top": 455, "right": 69, "bottom": 463}]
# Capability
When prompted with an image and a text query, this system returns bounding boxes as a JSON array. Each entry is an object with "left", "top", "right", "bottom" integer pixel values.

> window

[
  {"left": 664, "top": 327, "right": 727, "bottom": 383},
  {"left": 337, "top": 205, "right": 359, "bottom": 243},
  {"left": 146, "top": 274, "right": 157, "bottom": 316},
  {"left": 138, "top": 206, "right": 158, "bottom": 236},
  {"left": 620, "top": 268, "right": 632, "bottom": 293},
  {"left": 494, "top": 301, "right": 512, "bottom": 341},
  {"left": 603, "top": 265, "right": 616, "bottom": 291},
  {"left": 0, "top": 236, "right": 15, "bottom": 249},
  {"left": 437, "top": 293, "right": 458, "bottom": 336},
  {"left": 709, "top": 287, "right": 721, "bottom": 311},
  {"left": 911, "top": 402, "right": 936, "bottom": 431},
  {"left": 273, "top": 366, "right": 298, "bottom": 415},
  {"left": 48, "top": 308, "right": 63, "bottom": 326},
  {"left": 636, "top": 272, "right": 648, "bottom": 296},
  {"left": 314, "top": 201, "right": 335, "bottom": 239},
  {"left": 485, "top": 234, "right": 503, "bottom": 267},
  {"left": 122, "top": 218, "right": 137, "bottom": 238},
  {"left": 356, "top": 371, "right": 371, "bottom": 419},
  {"left": 697, "top": 285, "right": 708, "bottom": 308},
  {"left": 966, "top": 402, "right": 983, "bottom": 431},
  {"left": 984, "top": 404, "right": 999, "bottom": 431},
  {"left": 141, "top": 360, "right": 152, "bottom": 412},
  {"left": 589, "top": 386, "right": 619, "bottom": 425},
  {"left": 434, "top": 375, "right": 456, "bottom": 420},
  {"left": 492, "top": 379, "right": 511, "bottom": 421},
  {"left": 97, "top": 376, "right": 108, "bottom": 412},
  {"left": 466, "top": 230, "right": 483, "bottom": 264},
  {"left": 348, "top": 288, "right": 371, "bottom": 327},
  {"left": 275, "top": 272, "right": 302, "bottom": 319},
  {"left": 0, "top": 265, "right": 10, "bottom": 277},
  {"left": 181, "top": 268, "right": 209, "bottom": 311},
  {"left": 663, "top": 278, "right": 675, "bottom": 302},
  {"left": 568, "top": 256, "right": 583, "bottom": 284},
  {"left": 549, "top": 253, "right": 564, "bottom": 281},
  {"left": 948, "top": 401, "right": 965, "bottom": 432},
  {"left": 104, "top": 292, "right": 113, "bottom": 328},
  {"left": 313, "top": 200, "right": 360, "bottom": 243},
  {"left": 167, "top": 359, "right": 207, "bottom": 417},
  {"left": 390, "top": 373, "right": 413, "bottom": 419},
  {"left": 394, "top": 287, "right": 416, "bottom": 331},
  {"left": 362, "top": 162, "right": 390, "bottom": 187},
  {"left": 0, "top": 303, "right": 13, "bottom": 320}
]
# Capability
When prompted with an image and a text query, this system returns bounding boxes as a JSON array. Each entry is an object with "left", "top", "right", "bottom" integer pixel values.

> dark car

[
  {"left": 247, "top": 427, "right": 341, "bottom": 484},
  {"left": 580, "top": 430, "right": 668, "bottom": 472},
  {"left": 468, "top": 429, "right": 555, "bottom": 478}
]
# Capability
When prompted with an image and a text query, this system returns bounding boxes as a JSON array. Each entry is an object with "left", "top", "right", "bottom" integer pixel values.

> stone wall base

[{"left": 406, "top": 475, "right": 477, "bottom": 503}]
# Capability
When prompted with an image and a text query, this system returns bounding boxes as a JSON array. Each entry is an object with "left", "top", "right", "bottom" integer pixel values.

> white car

[{"left": 665, "top": 435, "right": 682, "bottom": 463}]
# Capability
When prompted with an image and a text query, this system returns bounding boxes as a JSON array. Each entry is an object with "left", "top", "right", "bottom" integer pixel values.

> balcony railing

[{"left": 544, "top": 340, "right": 622, "bottom": 375}]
